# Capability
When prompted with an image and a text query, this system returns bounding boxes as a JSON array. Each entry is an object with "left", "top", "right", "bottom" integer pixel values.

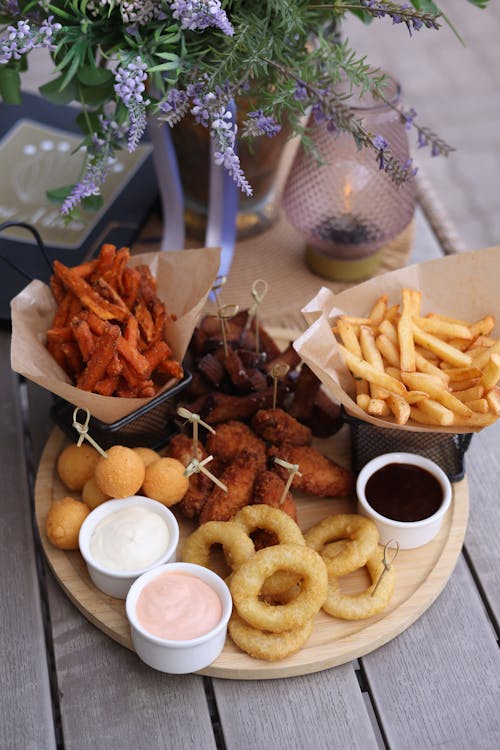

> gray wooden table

[{"left": 1, "top": 196, "right": 499, "bottom": 750}]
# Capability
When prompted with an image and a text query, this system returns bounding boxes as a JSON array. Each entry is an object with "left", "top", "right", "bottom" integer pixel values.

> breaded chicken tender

[
  {"left": 252, "top": 471, "right": 297, "bottom": 521},
  {"left": 198, "top": 449, "right": 261, "bottom": 524},
  {"left": 165, "top": 432, "right": 205, "bottom": 465},
  {"left": 269, "top": 443, "right": 354, "bottom": 498},
  {"left": 251, "top": 408, "right": 312, "bottom": 446},
  {"left": 205, "top": 420, "right": 267, "bottom": 471},
  {"left": 165, "top": 433, "right": 213, "bottom": 519},
  {"left": 251, "top": 470, "right": 298, "bottom": 549}
]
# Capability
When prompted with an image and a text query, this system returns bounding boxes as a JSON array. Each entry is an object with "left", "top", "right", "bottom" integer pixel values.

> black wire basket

[
  {"left": 342, "top": 408, "right": 473, "bottom": 483},
  {"left": 50, "top": 370, "right": 192, "bottom": 450}
]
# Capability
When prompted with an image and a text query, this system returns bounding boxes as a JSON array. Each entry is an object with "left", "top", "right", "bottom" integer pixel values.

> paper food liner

[
  {"left": 294, "top": 245, "right": 500, "bottom": 434},
  {"left": 10, "top": 246, "right": 221, "bottom": 423}
]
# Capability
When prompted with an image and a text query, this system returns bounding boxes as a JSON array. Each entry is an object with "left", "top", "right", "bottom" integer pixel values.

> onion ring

[
  {"left": 228, "top": 611, "right": 314, "bottom": 661},
  {"left": 230, "top": 544, "right": 327, "bottom": 633},
  {"left": 304, "top": 514, "right": 379, "bottom": 576},
  {"left": 322, "top": 546, "right": 396, "bottom": 620},
  {"left": 181, "top": 520, "right": 255, "bottom": 571},
  {"left": 233, "top": 505, "right": 305, "bottom": 595}
]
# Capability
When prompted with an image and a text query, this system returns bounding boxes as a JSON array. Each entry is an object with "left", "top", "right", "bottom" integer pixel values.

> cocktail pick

[
  {"left": 371, "top": 539, "right": 399, "bottom": 597},
  {"left": 71, "top": 408, "right": 108, "bottom": 458},
  {"left": 184, "top": 455, "right": 228, "bottom": 493},
  {"left": 273, "top": 457, "right": 302, "bottom": 506},
  {"left": 176, "top": 407, "right": 227, "bottom": 491},
  {"left": 176, "top": 406, "right": 216, "bottom": 459},
  {"left": 270, "top": 362, "right": 290, "bottom": 409},
  {"left": 217, "top": 303, "right": 239, "bottom": 357},
  {"left": 211, "top": 274, "right": 227, "bottom": 311},
  {"left": 245, "top": 278, "right": 268, "bottom": 353}
]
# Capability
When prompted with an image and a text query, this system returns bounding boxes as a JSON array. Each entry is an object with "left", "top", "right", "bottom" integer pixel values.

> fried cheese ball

[
  {"left": 94, "top": 445, "right": 145, "bottom": 498},
  {"left": 142, "top": 457, "right": 189, "bottom": 506},
  {"left": 132, "top": 447, "right": 161, "bottom": 468},
  {"left": 45, "top": 496, "right": 90, "bottom": 550},
  {"left": 82, "top": 476, "right": 110, "bottom": 510},
  {"left": 57, "top": 443, "right": 100, "bottom": 491}
]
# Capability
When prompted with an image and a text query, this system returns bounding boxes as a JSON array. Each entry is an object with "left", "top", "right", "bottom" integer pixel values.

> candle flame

[{"left": 343, "top": 181, "right": 352, "bottom": 213}]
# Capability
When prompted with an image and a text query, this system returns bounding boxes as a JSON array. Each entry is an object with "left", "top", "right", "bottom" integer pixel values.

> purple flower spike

[
  {"left": 246, "top": 110, "right": 281, "bottom": 138},
  {"left": 169, "top": 0, "right": 234, "bottom": 36},
  {"left": 373, "top": 134, "right": 389, "bottom": 151}
]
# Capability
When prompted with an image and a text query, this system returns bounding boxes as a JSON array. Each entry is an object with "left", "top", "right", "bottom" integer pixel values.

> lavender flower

[
  {"left": 87, "top": 0, "right": 162, "bottom": 24},
  {"left": 114, "top": 56, "right": 148, "bottom": 105},
  {"left": 114, "top": 56, "right": 150, "bottom": 151},
  {"left": 360, "top": 1, "right": 441, "bottom": 33},
  {"left": 159, "top": 88, "right": 190, "bottom": 125},
  {"left": 61, "top": 157, "right": 109, "bottom": 215},
  {"left": 191, "top": 91, "right": 252, "bottom": 193},
  {"left": 213, "top": 146, "right": 252, "bottom": 196},
  {"left": 243, "top": 110, "right": 281, "bottom": 138},
  {"left": 373, "top": 134, "right": 389, "bottom": 170},
  {"left": 294, "top": 81, "right": 308, "bottom": 102},
  {"left": 0, "top": 16, "right": 61, "bottom": 64},
  {"left": 0, "top": 1, "right": 20, "bottom": 15},
  {"left": 401, "top": 106, "right": 417, "bottom": 130},
  {"left": 61, "top": 107, "right": 129, "bottom": 214},
  {"left": 159, "top": 80, "right": 252, "bottom": 194},
  {"left": 168, "top": 0, "right": 234, "bottom": 36}
]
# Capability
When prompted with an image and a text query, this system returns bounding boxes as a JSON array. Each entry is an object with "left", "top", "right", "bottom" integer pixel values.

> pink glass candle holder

[{"left": 283, "top": 78, "right": 415, "bottom": 282}]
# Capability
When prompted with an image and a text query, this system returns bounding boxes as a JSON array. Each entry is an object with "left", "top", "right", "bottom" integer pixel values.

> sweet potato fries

[{"left": 46, "top": 244, "right": 183, "bottom": 397}]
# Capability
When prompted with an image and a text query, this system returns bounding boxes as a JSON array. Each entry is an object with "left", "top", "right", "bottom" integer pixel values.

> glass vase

[
  {"left": 170, "top": 100, "right": 291, "bottom": 241},
  {"left": 283, "top": 77, "right": 416, "bottom": 282}
]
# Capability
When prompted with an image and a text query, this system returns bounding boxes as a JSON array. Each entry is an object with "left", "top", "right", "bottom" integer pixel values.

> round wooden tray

[{"left": 34, "top": 426, "right": 468, "bottom": 680}]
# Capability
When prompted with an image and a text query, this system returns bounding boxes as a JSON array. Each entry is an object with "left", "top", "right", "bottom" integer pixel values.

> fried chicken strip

[
  {"left": 198, "top": 450, "right": 261, "bottom": 524},
  {"left": 269, "top": 443, "right": 354, "bottom": 498},
  {"left": 205, "top": 420, "right": 267, "bottom": 471},
  {"left": 251, "top": 407, "right": 312, "bottom": 446},
  {"left": 165, "top": 433, "right": 212, "bottom": 519},
  {"left": 252, "top": 471, "right": 297, "bottom": 521},
  {"left": 251, "top": 470, "right": 298, "bottom": 549}
]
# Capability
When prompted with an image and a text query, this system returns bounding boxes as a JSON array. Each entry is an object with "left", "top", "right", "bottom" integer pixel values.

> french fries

[
  {"left": 333, "top": 288, "right": 499, "bottom": 428},
  {"left": 46, "top": 244, "right": 183, "bottom": 397}
]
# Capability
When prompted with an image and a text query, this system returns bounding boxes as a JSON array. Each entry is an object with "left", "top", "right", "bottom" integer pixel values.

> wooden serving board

[{"left": 34, "top": 425, "right": 468, "bottom": 680}]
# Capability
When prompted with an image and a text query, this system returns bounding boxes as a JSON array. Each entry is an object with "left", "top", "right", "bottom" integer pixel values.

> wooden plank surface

[
  {"left": 0, "top": 332, "right": 56, "bottom": 749},
  {"left": 463, "top": 418, "right": 500, "bottom": 626},
  {"left": 362, "top": 555, "right": 500, "bottom": 749},
  {"left": 212, "top": 664, "right": 380, "bottom": 750},
  {"left": 46, "top": 575, "right": 217, "bottom": 750}
]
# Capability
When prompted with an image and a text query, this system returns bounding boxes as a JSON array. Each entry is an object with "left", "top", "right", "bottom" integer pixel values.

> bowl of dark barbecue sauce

[{"left": 356, "top": 453, "right": 452, "bottom": 549}]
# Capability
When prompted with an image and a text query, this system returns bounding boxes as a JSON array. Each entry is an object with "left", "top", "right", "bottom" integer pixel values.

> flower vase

[{"left": 170, "top": 105, "right": 291, "bottom": 241}]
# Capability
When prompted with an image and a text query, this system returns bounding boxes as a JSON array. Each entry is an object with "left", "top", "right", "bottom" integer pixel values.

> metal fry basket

[
  {"left": 343, "top": 409, "right": 473, "bottom": 483},
  {"left": 50, "top": 371, "right": 192, "bottom": 450}
]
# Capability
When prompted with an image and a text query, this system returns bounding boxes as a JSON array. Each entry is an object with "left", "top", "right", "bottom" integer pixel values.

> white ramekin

[
  {"left": 356, "top": 452, "right": 452, "bottom": 550},
  {"left": 79, "top": 496, "right": 179, "bottom": 599},
  {"left": 126, "top": 562, "right": 232, "bottom": 674}
]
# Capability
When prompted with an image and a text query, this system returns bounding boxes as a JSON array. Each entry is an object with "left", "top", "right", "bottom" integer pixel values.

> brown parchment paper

[
  {"left": 10, "top": 246, "right": 221, "bottom": 423},
  {"left": 294, "top": 245, "right": 500, "bottom": 434}
]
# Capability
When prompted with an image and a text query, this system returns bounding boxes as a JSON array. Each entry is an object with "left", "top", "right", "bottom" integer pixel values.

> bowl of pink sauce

[{"left": 125, "top": 562, "right": 232, "bottom": 674}]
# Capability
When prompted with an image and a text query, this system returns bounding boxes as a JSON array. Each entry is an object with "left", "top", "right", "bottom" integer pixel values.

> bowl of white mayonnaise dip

[{"left": 79, "top": 496, "right": 179, "bottom": 598}]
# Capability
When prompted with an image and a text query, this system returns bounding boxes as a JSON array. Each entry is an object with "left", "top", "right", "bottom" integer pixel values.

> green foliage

[{"left": 0, "top": 0, "right": 491, "bottom": 211}]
